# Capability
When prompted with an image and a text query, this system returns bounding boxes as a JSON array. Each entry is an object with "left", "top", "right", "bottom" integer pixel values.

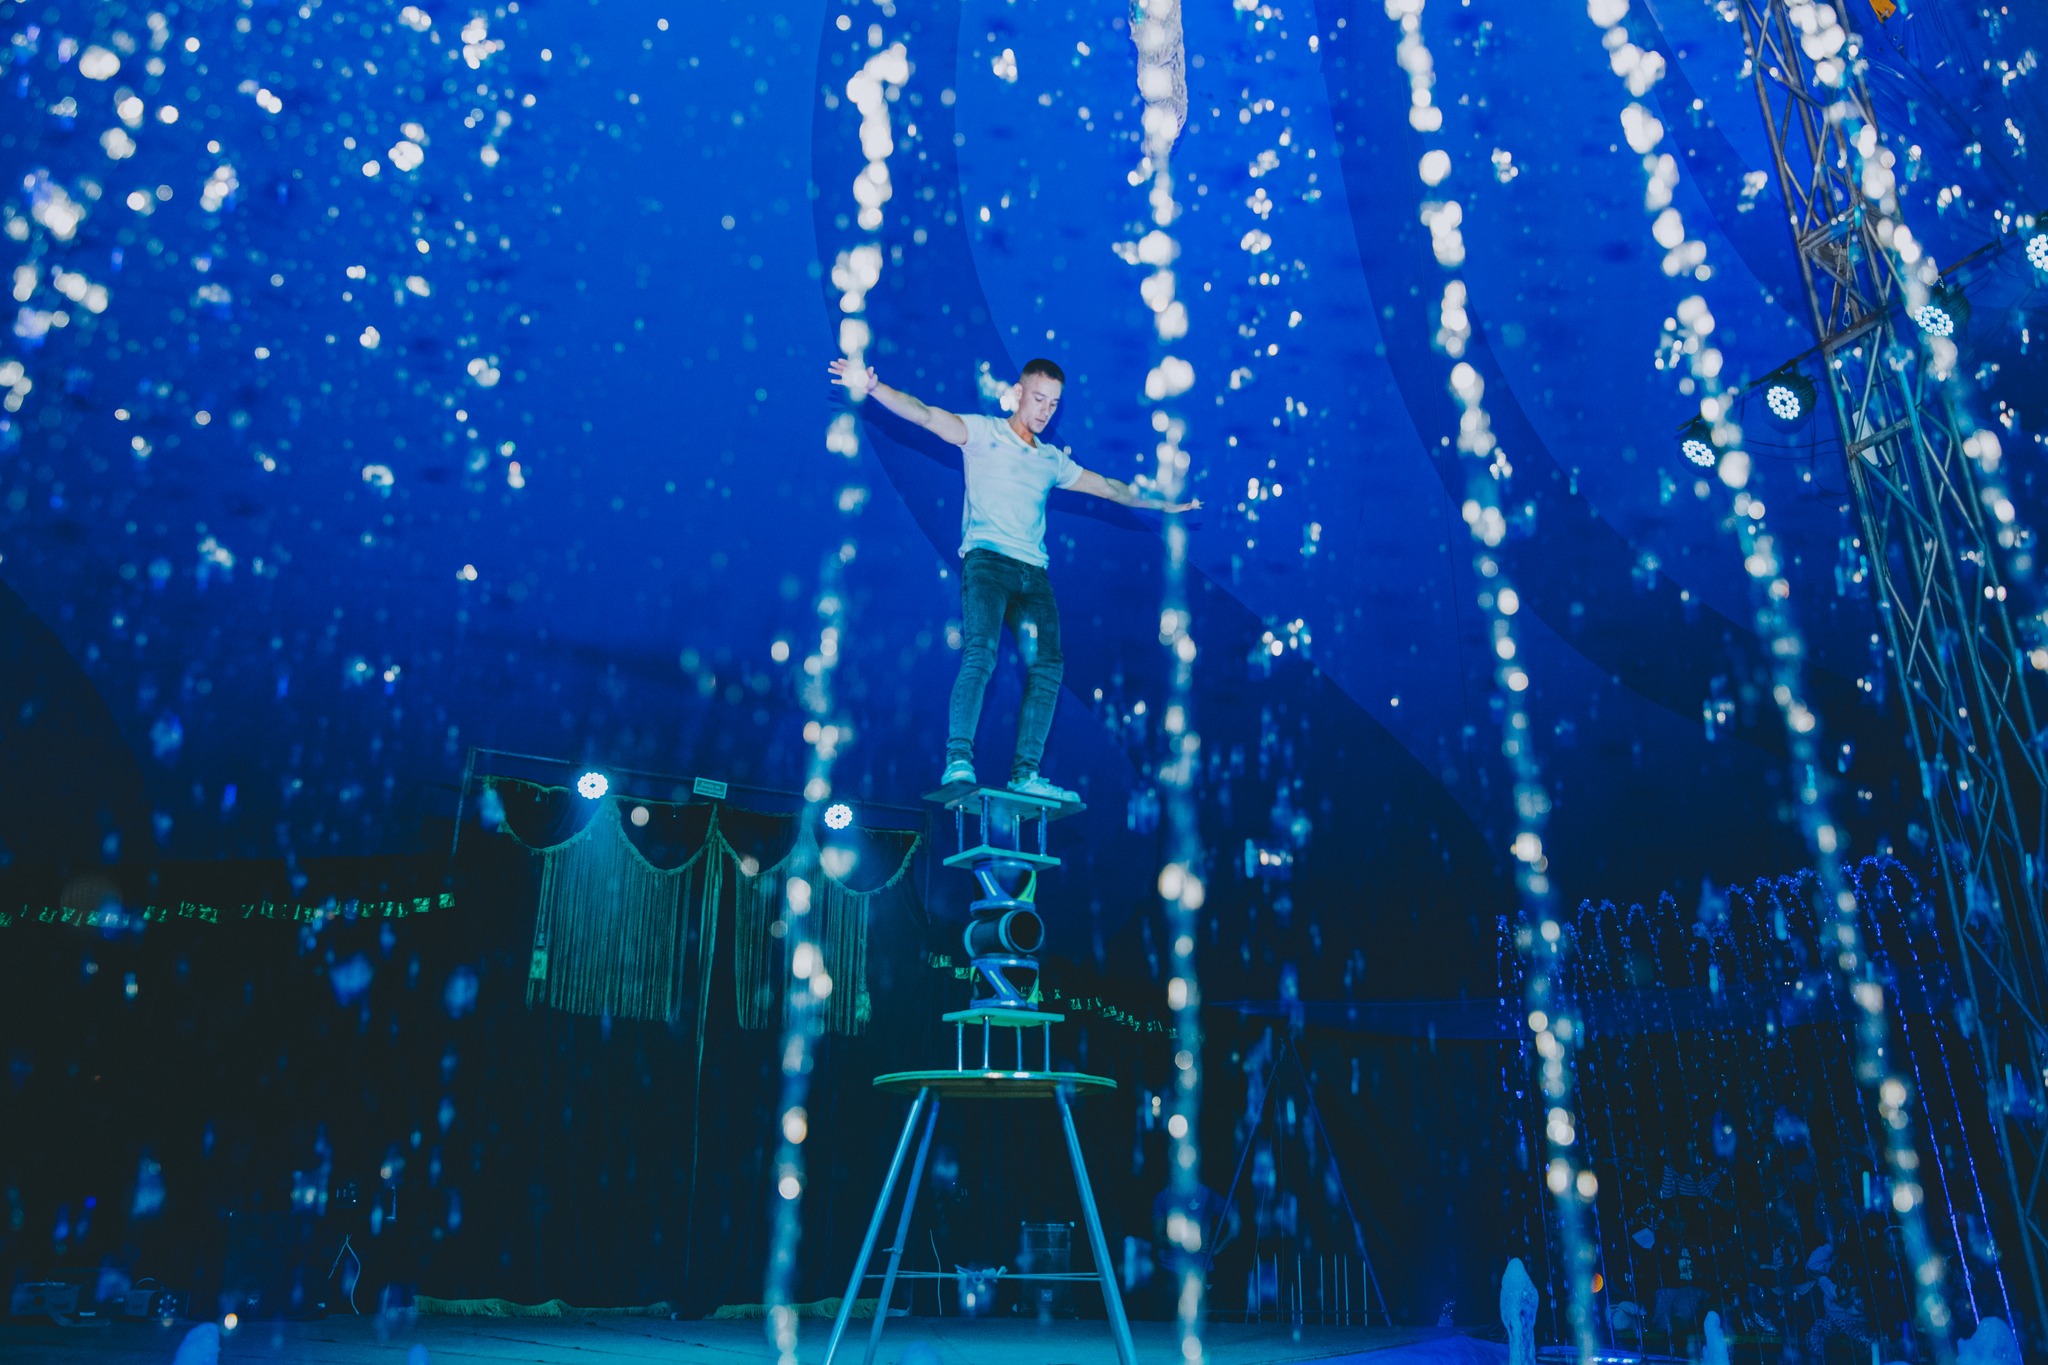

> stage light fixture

[
  {"left": 2029, "top": 233, "right": 2048, "bottom": 272},
  {"left": 823, "top": 802, "right": 853, "bottom": 830},
  {"left": 1910, "top": 286, "right": 1970, "bottom": 339},
  {"left": 1761, "top": 369, "right": 1816, "bottom": 425},
  {"left": 1679, "top": 417, "right": 1718, "bottom": 468},
  {"left": 575, "top": 771, "right": 608, "bottom": 799}
]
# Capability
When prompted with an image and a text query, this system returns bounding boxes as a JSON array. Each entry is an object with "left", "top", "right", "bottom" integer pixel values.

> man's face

[{"left": 1012, "top": 374, "right": 1063, "bottom": 434}]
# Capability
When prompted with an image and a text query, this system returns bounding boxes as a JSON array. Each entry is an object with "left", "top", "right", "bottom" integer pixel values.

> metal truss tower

[{"left": 1734, "top": 1, "right": 2048, "bottom": 1341}]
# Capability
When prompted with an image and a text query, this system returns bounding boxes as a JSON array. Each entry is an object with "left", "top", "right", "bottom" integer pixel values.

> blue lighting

[
  {"left": 1911, "top": 302, "right": 1956, "bottom": 337},
  {"left": 1910, "top": 287, "right": 1970, "bottom": 339},
  {"left": 1679, "top": 417, "right": 1718, "bottom": 467},
  {"left": 1760, "top": 370, "right": 1816, "bottom": 426},
  {"left": 0, "top": 0, "right": 2032, "bottom": 1345}
]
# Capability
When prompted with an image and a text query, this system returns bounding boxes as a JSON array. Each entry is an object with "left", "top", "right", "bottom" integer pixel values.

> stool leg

[
  {"left": 1058, "top": 1084, "right": 1138, "bottom": 1365},
  {"left": 863, "top": 1098, "right": 940, "bottom": 1365},
  {"left": 823, "top": 1088, "right": 930, "bottom": 1365}
]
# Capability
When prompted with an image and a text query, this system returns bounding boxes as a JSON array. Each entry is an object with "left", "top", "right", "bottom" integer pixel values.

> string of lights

[
  {"left": 760, "top": 33, "right": 910, "bottom": 1365},
  {"left": 1587, "top": 1, "right": 1951, "bottom": 1351},
  {"left": 1382, "top": 1, "right": 1596, "bottom": 1353},
  {"left": 1129, "top": 3, "right": 1205, "bottom": 1361}
]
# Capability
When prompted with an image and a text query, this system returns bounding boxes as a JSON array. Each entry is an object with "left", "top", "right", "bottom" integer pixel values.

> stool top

[
  {"left": 873, "top": 1069, "right": 1116, "bottom": 1099},
  {"left": 942, "top": 844, "right": 1062, "bottom": 871},
  {"left": 923, "top": 782, "right": 1086, "bottom": 821},
  {"left": 941, "top": 1005, "right": 1065, "bottom": 1027}
]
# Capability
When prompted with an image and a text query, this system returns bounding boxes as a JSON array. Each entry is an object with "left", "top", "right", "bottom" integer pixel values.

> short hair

[{"left": 1020, "top": 357, "right": 1066, "bottom": 385}]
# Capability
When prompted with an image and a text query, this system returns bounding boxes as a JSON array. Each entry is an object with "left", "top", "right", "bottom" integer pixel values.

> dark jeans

[{"left": 947, "top": 549, "right": 1063, "bottom": 780}]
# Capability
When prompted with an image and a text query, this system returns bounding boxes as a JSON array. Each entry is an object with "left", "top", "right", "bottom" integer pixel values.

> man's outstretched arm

[
  {"left": 828, "top": 359, "right": 970, "bottom": 446},
  {"left": 1068, "top": 468, "right": 1202, "bottom": 515}
]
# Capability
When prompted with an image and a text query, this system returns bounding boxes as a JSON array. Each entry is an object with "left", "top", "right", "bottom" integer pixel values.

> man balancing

[{"left": 829, "top": 355, "right": 1199, "bottom": 801}]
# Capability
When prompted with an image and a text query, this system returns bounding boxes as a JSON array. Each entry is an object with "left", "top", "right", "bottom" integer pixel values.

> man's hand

[{"left": 828, "top": 357, "right": 878, "bottom": 399}]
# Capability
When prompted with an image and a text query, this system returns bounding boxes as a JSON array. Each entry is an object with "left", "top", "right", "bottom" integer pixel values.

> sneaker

[
  {"left": 1007, "top": 772, "right": 1076, "bottom": 803},
  {"left": 940, "top": 759, "right": 978, "bottom": 788}
]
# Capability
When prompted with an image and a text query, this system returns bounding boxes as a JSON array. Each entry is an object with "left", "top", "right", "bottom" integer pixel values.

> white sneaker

[
  {"left": 1007, "top": 773, "right": 1076, "bottom": 803},
  {"left": 940, "top": 759, "right": 978, "bottom": 787}
]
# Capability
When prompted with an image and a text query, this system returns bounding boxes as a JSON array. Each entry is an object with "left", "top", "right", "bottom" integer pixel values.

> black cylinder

[{"left": 964, "top": 906, "right": 1044, "bottom": 958}]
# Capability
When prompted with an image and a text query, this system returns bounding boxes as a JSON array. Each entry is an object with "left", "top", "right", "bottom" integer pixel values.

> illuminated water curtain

[
  {"left": 1128, "top": 2, "right": 1206, "bottom": 1360},
  {"left": 1590, "top": 0, "right": 1951, "bottom": 1348},
  {"left": 761, "top": 32, "right": 908, "bottom": 1365},
  {"left": 1382, "top": 0, "right": 1596, "bottom": 1353}
]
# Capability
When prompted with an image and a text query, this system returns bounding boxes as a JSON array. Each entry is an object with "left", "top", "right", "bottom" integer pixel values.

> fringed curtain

[
  {"left": 724, "top": 828, "right": 921, "bottom": 1037},
  {"left": 488, "top": 777, "right": 720, "bottom": 1027},
  {"left": 818, "top": 878, "right": 874, "bottom": 1037},
  {"left": 731, "top": 846, "right": 788, "bottom": 1033},
  {"left": 519, "top": 797, "right": 719, "bottom": 1022},
  {"left": 487, "top": 775, "right": 919, "bottom": 1039}
]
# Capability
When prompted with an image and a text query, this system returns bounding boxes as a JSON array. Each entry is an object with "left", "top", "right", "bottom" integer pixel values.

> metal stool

[{"left": 820, "top": 786, "right": 1134, "bottom": 1365}]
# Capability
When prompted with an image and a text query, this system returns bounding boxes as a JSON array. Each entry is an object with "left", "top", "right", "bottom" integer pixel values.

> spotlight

[
  {"left": 1910, "top": 286, "right": 1970, "bottom": 339},
  {"left": 1679, "top": 417, "right": 1718, "bottom": 468},
  {"left": 2028, "top": 234, "right": 2048, "bottom": 272},
  {"left": 1760, "top": 369, "right": 1817, "bottom": 425},
  {"left": 823, "top": 802, "right": 853, "bottom": 830},
  {"left": 575, "top": 771, "right": 608, "bottom": 799}
]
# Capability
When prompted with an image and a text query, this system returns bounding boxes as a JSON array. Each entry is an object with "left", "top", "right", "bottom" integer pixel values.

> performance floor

[{"left": 0, "top": 1317, "right": 1507, "bottom": 1365}]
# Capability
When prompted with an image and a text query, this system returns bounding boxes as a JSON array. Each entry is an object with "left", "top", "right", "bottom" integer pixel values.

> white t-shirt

[{"left": 957, "top": 413, "right": 1086, "bottom": 568}]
